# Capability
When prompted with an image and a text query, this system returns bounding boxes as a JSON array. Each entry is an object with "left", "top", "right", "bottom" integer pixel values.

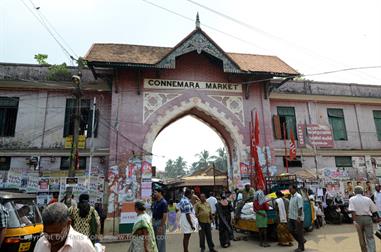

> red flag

[
  {"left": 252, "top": 111, "right": 265, "bottom": 190},
  {"left": 289, "top": 129, "right": 297, "bottom": 160}
]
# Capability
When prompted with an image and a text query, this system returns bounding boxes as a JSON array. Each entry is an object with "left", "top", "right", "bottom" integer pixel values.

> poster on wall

[
  {"left": 323, "top": 167, "right": 350, "bottom": 180},
  {"left": 6, "top": 170, "right": 22, "bottom": 188},
  {"left": 239, "top": 162, "right": 250, "bottom": 179},
  {"left": 107, "top": 157, "right": 152, "bottom": 216},
  {"left": 352, "top": 157, "right": 367, "bottom": 180},
  {"left": 120, "top": 202, "right": 137, "bottom": 224},
  {"left": 27, "top": 173, "right": 39, "bottom": 193},
  {"left": 372, "top": 157, "right": 381, "bottom": 177},
  {"left": 49, "top": 177, "right": 61, "bottom": 191},
  {"left": 365, "top": 156, "right": 376, "bottom": 180},
  {"left": 39, "top": 178, "right": 49, "bottom": 191}
]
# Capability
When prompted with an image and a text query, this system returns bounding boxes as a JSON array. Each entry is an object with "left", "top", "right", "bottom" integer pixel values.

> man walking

[
  {"left": 288, "top": 184, "right": 305, "bottom": 252},
  {"left": 373, "top": 184, "right": 381, "bottom": 230},
  {"left": 206, "top": 192, "right": 218, "bottom": 229},
  {"left": 152, "top": 188, "right": 168, "bottom": 252},
  {"left": 195, "top": 193, "right": 217, "bottom": 252},
  {"left": 349, "top": 186, "right": 379, "bottom": 252}
]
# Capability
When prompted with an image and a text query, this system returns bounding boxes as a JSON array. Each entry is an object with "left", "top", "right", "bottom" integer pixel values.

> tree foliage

[
  {"left": 47, "top": 63, "right": 71, "bottom": 81},
  {"left": 211, "top": 147, "right": 228, "bottom": 171},
  {"left": 34, "top": 54, "right": 48, "bottom": 65},
  {"left": 164, "top": 156, "right": 187, "bottom": 178},
  {"left": 34, "top": 53, "right": 72, "bottom": 81}
]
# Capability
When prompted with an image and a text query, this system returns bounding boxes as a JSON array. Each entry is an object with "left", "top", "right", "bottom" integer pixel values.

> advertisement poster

[
  {"left": 38, "top": 178, "right": 49, "bottom": 191},
  {"left": 352, "top": 156, "right": 367, "bottom": 180},
  {"left": 323, "top": 167, "right": 350, "bottom": 180},
  {"left": 239, "top": 162, "right": 250, "bottom": 179},
  {"left": 66, "top": 177, "right": 78, "bottom": 188},
  {"left": 27, "top": 173, "right": 39, "bottom": 193},
  {"left": 120, "top": 202, "right": 137, "bottom": 224},
  {"left": 107, "top": 157, "right": 152, "bottom": 216},
  {"left": 6, "top": 170, "right": 22, "bottom": 188},
  {"left": 49, "top": 177, "right": 61, "bottom": 191}
]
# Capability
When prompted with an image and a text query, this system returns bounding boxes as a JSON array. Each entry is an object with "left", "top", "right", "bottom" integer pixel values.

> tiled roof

[{"left": 85, "top": 43, "right": 299, "bottom": 76}]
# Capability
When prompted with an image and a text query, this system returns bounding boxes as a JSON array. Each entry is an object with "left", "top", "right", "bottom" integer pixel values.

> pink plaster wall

[{"left": 108, "top": 51, "right": 267, "bottom": 165}]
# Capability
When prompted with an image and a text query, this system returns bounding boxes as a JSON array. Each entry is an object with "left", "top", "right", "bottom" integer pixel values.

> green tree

[
  {"left": 34, "top": 54, "right": 48, "bottom": 65},
  {"left": 164, "top": 156, "right": 187, "bottom": 178},
  {"left": 211, "top": 147, "right": 228, "bottom": 171},
  {"left": 191, "top": 150, "right": 212, "bottom": 173}
]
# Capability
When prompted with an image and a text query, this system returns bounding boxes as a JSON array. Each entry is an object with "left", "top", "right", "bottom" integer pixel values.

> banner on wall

[{"left": 323, "top": 167, "right": 350, "bottom": 180}]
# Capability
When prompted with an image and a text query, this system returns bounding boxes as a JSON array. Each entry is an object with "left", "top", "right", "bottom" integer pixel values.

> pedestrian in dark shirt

[{"left": 153, "top": 188, "right": 168, "bottom": 252}]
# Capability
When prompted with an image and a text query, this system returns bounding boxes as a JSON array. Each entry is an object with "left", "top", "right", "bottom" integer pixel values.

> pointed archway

[{"left": 143, "top": 96, "right": 248, "bottom": 188}]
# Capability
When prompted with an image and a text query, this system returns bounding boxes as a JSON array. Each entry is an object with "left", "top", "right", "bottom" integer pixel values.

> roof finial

[{"left": 196, "top": 12, "right": 200, "bottom": 29}]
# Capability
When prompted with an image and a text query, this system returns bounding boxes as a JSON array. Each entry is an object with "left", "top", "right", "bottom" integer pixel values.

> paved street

[{"left": 105, "top": 224, "right": 381, "bottom": 252}]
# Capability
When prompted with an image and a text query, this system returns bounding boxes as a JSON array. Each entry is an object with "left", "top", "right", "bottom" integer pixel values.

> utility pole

[
  {"left": 68, "top": 74, "right": 82, "bottom": 179},
  {"left": 88, "top": 97, "right": 96, "bottom": 189}
]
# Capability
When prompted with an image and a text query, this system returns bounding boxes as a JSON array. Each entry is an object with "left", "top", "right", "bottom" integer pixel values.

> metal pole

[
  {"left": 88, "top": 97, "right": 96, "bottom": 189},
  {"left": 283, "top": 122, "right": 289, "bottom": 173},
  {"left": 213, "top": 163, "right": 216, "bottom": 194},
  {"left": 68, "top": 83, "right": 81, "bottom": 178}
]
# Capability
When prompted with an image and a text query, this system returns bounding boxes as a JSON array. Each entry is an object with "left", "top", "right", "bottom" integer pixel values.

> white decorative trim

[
  {"left": 143, "top": 92, "right": 181, "bottom": 122},
  {"left": 209, "top": 95, "right": 245, "bottom": 125},
  {"left": 142, "top": 97, "right": 249, "bottom": 188}
]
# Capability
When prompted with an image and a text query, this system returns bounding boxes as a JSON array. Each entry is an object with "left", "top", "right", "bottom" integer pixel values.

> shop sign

[
  {"left": 298, "top": 124, "right": 334, "bottom": 148},
  {"left": 64, "top": 135, "right": 86, "bottom": 149},
  {"left": 144, "top": 79, "right": 242, "bottom": 93}
]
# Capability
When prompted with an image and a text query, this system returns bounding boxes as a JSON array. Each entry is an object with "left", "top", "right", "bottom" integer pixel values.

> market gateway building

[{"left": 0, "top": 21, "right": 381, "bottom": 234}]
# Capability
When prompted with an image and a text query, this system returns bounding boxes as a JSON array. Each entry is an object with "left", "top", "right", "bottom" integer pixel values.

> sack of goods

[{"left": 240, "top": 202, "right": 256, "bottom": 220}]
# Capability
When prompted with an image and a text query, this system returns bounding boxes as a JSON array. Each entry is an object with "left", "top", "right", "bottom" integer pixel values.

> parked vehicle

[{"left": 0, "top": 191, "right": 43, "bottom": 252}]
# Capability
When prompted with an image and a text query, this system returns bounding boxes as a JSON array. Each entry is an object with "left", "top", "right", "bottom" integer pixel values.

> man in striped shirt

[{"left": 288, "top": 184, "right": 305, "bottom": 252}]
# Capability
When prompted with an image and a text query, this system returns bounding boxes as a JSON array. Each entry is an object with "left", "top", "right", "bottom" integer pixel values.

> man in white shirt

[
  {"left": 206, "top": 192, "right": 218, "bottom": 229},
  {"left": 349, "top": 186, "right": 378, "bottom": 252},
  {"left": 373, "top": 184, "right": 381, "bottom": 230},
  {"left": 34, "top": 203, "right": 95, "bottom": 252},
  {"left": 288, "top": 184, "right": 305, "bottom": 252}
]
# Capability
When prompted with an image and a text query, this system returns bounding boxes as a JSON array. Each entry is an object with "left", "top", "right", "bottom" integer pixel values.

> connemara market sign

[{"left": 144, "top": 79, "right": 242, "bottom": 93}]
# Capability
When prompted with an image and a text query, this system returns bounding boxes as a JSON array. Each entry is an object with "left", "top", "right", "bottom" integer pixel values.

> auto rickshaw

[{"left": 0, "top": 191, "right": 43, "bottom": 252}]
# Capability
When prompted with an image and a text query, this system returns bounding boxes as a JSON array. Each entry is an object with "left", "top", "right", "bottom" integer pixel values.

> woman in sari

[
  {"left": 275, "top": 191, "right": 293, "bottom": 246},
  {"left": 253, "top": 189, "right": 270, "bottom": 247},
  {"left": 128, "top": 201, "right": 158, "bottom": 252},
  {"left": 216, "top": 194, "right": 234, "bottom": 248}
]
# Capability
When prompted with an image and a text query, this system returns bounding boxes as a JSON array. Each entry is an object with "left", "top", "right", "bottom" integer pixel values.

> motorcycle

[{"left": 324, "top": 197, "right": 344, "bottom": 224}]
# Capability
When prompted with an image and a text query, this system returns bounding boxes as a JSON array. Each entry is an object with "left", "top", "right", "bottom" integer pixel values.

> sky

[{"left": 1, "top": 0, "right": 381, "bottom": 170}]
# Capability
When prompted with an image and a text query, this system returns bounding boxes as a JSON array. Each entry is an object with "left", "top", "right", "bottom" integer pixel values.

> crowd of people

[{"left": 126, "top": 184, "right": 320, "bottom": 252}]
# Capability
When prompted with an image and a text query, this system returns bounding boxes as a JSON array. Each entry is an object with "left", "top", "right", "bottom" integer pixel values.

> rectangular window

[
  {"left": 335, "top": 156, "right": 352, "bottom": 167},
  {"left": 276, "top": 106, "right": 297, "bottom": 140},
  {"left": 373, "top": 111, "right": 381, "bottom": 140},
  {"left": 60, "top": 157, "right": 86, "bottom": 170},
  {"left": 0, "top": 157, "right": 11, "bottom": 171},
  {"left": 327, "top": 108, "right": 347, "bottom": 140},
  {"left": 63, "top": 99, "right": 98, "bottom": 138},
  {"left": 283, "top": 156, "right": 302, "bottom": 167},
  {"left": 0, "top": 97, "right": 19, "bottom": 137}
]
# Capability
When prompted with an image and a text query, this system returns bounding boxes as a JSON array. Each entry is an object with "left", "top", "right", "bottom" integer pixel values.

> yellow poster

[{"left": 64, "top": 135, "right": 86, "bottom": 149}]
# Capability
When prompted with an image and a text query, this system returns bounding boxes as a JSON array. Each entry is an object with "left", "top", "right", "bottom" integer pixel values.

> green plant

[
  {"left": 47, "top": 63, "right": 72, "bottom": 81},
  {"left": 34, "top": 54, "right": 48, "bottom": 65}
]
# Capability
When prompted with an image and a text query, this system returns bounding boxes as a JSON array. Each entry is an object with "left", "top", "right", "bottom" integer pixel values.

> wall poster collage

[{"left": 107, "top": 156, "right": 153, "bottom": 225}]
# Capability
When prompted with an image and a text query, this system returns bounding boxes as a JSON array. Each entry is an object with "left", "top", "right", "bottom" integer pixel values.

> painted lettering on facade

[{"left": 144, "top": 79, "right": 242, "bottom": 92}]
